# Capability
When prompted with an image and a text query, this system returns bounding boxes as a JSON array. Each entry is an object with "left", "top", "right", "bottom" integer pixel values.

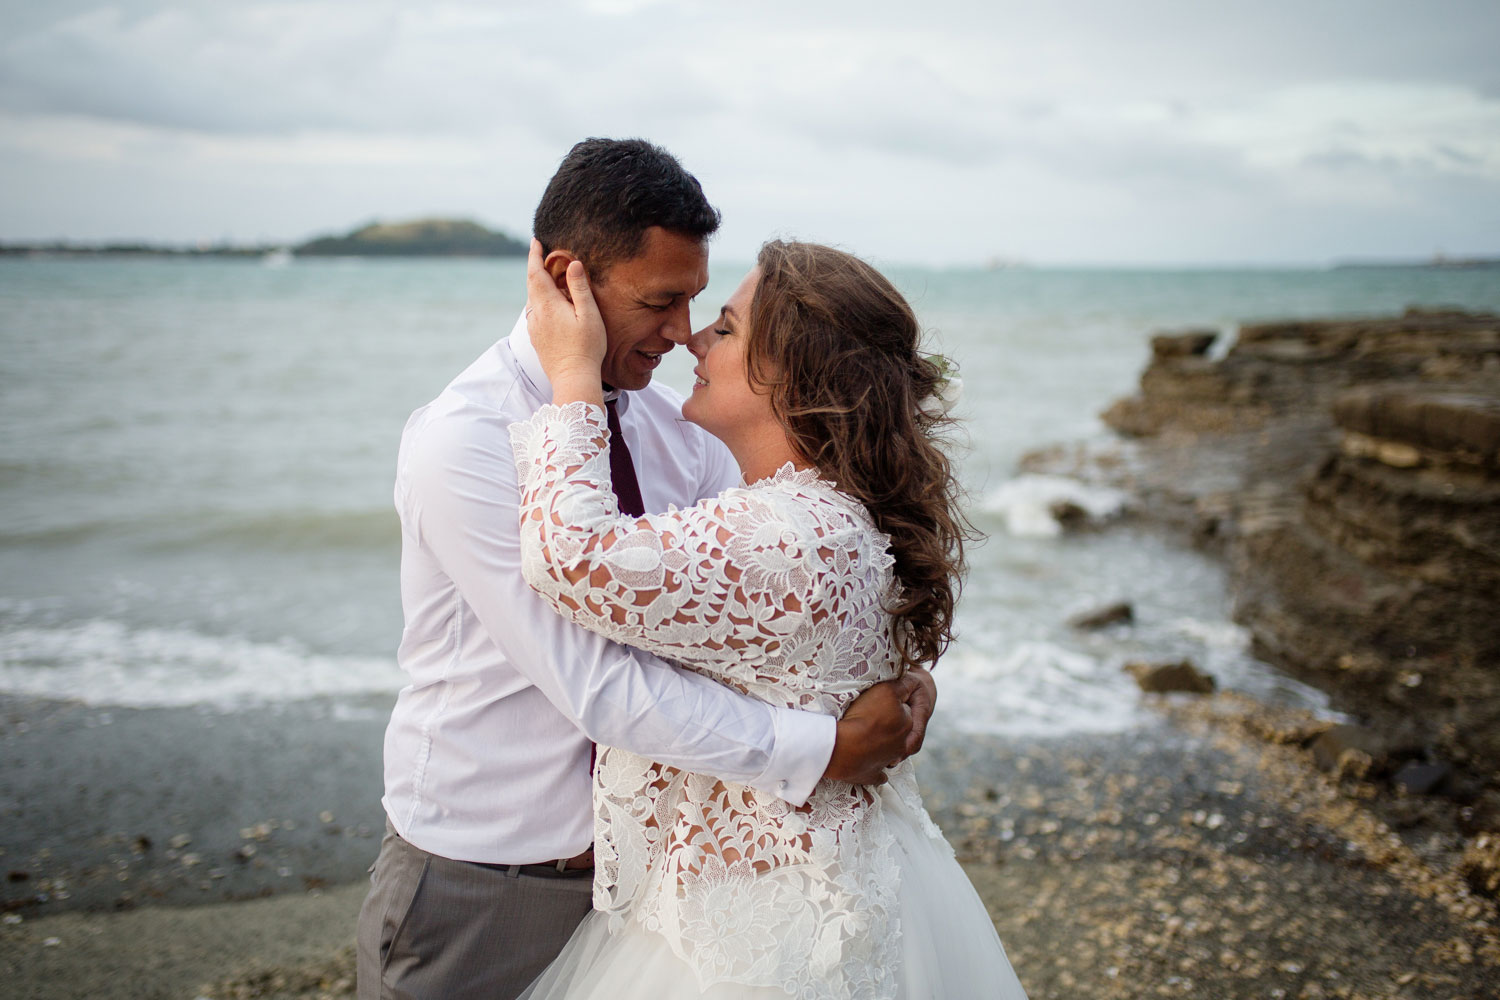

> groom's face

[{"left": 590, "top": 226, "right": 710, "bottom": 391}]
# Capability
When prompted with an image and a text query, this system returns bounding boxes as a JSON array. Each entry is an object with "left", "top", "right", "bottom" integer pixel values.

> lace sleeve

[{"left": 510, "top": 401, "right": 822, "bottom": 685}]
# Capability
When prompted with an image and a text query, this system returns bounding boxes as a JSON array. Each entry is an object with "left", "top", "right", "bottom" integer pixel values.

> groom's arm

[{"left": 404, "top": 406, "right": 900, "bottom": 805}]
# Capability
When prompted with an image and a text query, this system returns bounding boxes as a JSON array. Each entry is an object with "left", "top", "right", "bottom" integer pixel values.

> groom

[{"left": 355, "top": 137, "right": 935, "bottom": 1000}]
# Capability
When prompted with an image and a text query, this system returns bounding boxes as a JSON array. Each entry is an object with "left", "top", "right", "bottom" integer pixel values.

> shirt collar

[{"left": 507, "top": 308, "right": 628, "bottom": 411}]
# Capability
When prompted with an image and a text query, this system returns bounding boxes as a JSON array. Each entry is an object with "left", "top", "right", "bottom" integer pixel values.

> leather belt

[
  {"left": 473, "top": 845, "right": 594, "bottom": 879},
  {"left": 549, "top": 846, "right": 595, "bottom": 872}
]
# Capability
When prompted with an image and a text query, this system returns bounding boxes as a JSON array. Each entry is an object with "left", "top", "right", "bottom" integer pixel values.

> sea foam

[
  {"left": 0, "top": 618, "right": 404, "bottom": 709},
  {"left": 980, "top": 474, "right": 1131, "bottom": 538},
  {"left": 937, "top": 640, "right": 1146, "bottom": 736}
]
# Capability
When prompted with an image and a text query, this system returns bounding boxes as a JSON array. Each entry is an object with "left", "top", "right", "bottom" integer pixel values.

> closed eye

[{"left": 714, "top": 327, "right": 731, "bottom": 337}]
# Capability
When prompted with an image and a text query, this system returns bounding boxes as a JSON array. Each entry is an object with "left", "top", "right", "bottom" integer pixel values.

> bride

[{"left": 511, "top": 238, "right": 1028, "bottom": 1000}]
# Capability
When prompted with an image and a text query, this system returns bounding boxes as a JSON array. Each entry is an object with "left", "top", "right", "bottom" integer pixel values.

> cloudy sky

[{"left": 1, "top": 0, "right": 1497, "bottom": 265}]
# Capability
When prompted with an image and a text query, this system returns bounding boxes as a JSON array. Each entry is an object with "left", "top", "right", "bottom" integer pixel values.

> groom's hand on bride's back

[{"left": 824, "top": 667, "right": 937, "bottom": 786}]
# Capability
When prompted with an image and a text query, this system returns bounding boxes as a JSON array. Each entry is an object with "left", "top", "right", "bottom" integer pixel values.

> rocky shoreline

[{"left": 1029, "top": 306, "right": 1500, "bottom": 917}]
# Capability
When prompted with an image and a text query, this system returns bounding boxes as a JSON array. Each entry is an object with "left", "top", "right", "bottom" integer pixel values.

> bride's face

[{"left": 681, "top": 268, "right": 779, "bottom": 449}]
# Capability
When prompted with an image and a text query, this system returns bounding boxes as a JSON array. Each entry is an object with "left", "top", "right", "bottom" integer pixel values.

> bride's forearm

[{"left": 550, "top": 370, "right": 605, "bottom": 409}]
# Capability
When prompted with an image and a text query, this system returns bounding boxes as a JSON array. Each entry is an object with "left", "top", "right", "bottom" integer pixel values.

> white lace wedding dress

[{"left": 510, "top": 402, "right": 1028, "bottom": 1000}]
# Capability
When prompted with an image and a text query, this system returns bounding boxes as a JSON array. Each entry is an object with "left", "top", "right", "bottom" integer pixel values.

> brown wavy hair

[{"left": 746, "top": 240, "right": 976, "bottom": 671}]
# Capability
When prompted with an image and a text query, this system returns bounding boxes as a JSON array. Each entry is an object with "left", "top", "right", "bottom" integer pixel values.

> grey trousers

[{"left": 356, "top": 821, "right": 595, "bottom": 1000}]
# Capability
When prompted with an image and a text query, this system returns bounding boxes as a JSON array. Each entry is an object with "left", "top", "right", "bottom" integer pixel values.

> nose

[
  {"left": 661, "top": 300, "right": 693, "bottom": 346},
  {"left": 686, "top": 321, "right": 715, "bottom": 360}
]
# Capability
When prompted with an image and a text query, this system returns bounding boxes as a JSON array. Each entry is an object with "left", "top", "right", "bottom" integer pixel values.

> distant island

[
  {"left": 295, "top": 218, "right": 526, "bottom": 257},
  {"left": 0, "top": 218, "right": 528, "bottom": 259},
  {"left": 1332, "top": 253, "right": 1500, "bottom": 270}
]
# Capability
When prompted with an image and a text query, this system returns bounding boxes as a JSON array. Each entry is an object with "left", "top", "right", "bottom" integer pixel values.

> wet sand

[
  {"left": 3, "top": 693, "right": 1497, "bottom": 999},
  {"left": 0, "top": 694, "right": 390, "bottom": 915},
  {"left": 0, "top": 883, "right": 364, "bottom": 1000}
]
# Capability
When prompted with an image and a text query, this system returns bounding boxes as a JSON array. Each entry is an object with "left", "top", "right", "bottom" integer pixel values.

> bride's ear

[{"left": 543, "top": 250, "right": 578, "bottom": 303}]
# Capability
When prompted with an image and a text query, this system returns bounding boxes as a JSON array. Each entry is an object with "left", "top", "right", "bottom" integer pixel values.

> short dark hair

[{"left": 532, "top": 138, "right": 721, "bottom": 277}]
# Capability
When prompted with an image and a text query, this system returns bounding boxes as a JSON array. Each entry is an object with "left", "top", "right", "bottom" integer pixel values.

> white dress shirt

[{"left": 382, "top": 313, "right": 836, "bottom": 865}]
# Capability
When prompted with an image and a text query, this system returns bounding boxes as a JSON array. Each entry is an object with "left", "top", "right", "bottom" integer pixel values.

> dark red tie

[
  {"left": 595, "top": 397, "right": 643, "bottom": 779},
  {"left": 604, "top": 397, "right": 646, "bottom": 518}
]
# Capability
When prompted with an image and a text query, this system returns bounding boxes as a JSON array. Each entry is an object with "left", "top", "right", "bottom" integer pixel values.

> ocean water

[{"left": 3, "top": 256, "right": 1498, "bottom": 734}]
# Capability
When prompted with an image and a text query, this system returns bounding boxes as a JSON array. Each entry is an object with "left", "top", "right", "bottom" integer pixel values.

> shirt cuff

[{"left": 751, "top": 707, "right": 836, "bottom": 807}]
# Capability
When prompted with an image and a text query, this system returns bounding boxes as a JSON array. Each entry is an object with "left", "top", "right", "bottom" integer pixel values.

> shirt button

[{"left": 777, "top": 780, "right": 788, "bottom": 794}]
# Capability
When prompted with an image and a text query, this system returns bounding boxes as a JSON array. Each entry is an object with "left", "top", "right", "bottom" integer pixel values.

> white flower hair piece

[{"left": 917, "top": 352, "right": 962, "bottom": 419}]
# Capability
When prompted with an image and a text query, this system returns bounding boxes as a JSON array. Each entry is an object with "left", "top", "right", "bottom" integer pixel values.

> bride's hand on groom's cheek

[{"left": 526, "top": 238, "right": 607, "bottom": 393}]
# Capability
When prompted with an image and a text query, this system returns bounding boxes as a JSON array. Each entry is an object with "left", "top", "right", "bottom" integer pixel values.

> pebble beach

[{"left": 4, "top": 691, "right": 1497, "bottom": 1000}]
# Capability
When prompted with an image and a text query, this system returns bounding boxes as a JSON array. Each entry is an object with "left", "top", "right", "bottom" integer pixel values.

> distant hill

[
  {"left": 295, "top": 218, "right": 527, "bottom": 257},
  {"left": 1332, "top": 255, "right": 1500, "bottom": 271}
]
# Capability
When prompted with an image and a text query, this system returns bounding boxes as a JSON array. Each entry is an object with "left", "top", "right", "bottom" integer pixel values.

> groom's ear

[{"left": 542, "top": 250, "right": 578, "bottom": 303}]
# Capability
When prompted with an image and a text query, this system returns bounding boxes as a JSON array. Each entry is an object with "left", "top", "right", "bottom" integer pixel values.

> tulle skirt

[{"left": 518, "top": 785, "right": 1029, "bottom": 999}]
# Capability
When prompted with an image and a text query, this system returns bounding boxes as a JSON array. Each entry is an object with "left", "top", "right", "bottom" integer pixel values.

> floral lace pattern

[{"left": 511, "top": 402, "right": 943, "bottom": 1000}]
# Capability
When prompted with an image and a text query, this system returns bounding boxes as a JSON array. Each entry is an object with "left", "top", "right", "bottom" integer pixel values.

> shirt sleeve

[
  {"left": 398, "top": 401, "right": 832, "bottom": 806},
  {"left": 510, "top": 401, "right": 856, "bottom": 706}
]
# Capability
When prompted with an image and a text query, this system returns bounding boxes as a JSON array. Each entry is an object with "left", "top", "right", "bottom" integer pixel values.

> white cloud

[
  {"left": 0, "top": 0, "right": 1496, "bottom": 262},
  {"left": 582, "top": 0, "right": 680, "bottom": 14},
  {"left": 1189, "top": 82, "right": 1500, "bottom": 178}
]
